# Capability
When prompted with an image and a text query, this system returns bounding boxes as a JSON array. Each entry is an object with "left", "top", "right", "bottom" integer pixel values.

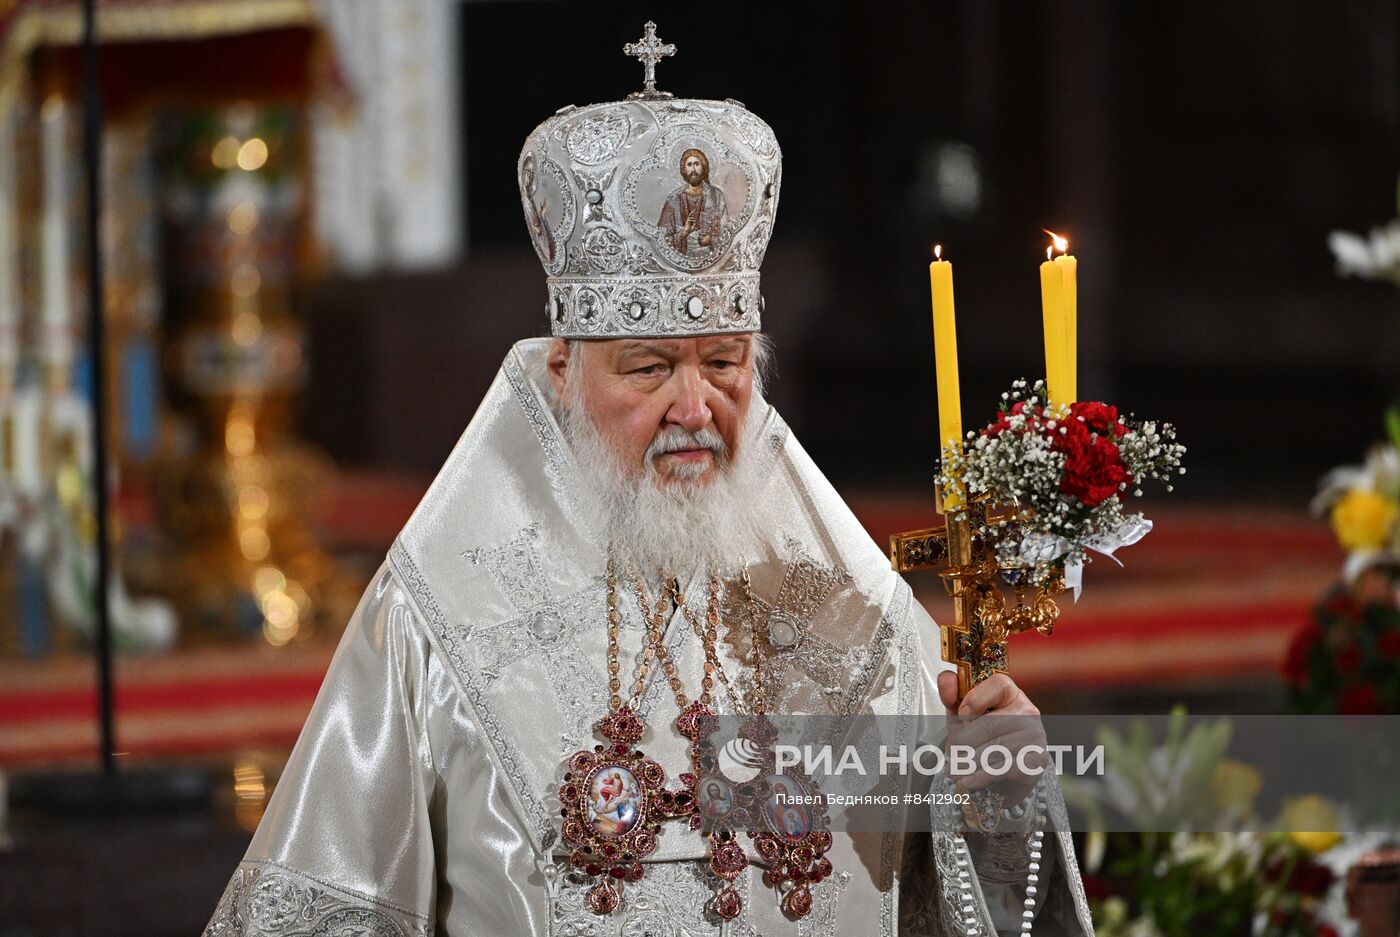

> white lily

[
  {"left": 1312, "top": 443, "right": 1400, "bottom": 584},
  {"left": 1312, "top": 443, "right": 1400, "bottom": 515},
  {"left": 1328, "top": 220, "right": 1400, "bottom": 282}
]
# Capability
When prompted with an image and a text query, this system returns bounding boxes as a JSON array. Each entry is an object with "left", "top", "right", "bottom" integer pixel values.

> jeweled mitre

[{"left": 517, "top": 28, "right": 782, "bottom": 338}]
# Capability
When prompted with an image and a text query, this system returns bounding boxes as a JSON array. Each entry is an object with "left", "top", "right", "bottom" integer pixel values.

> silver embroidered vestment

[{"left": 202, "top": 340, "right": 1097, "bottom": 937}]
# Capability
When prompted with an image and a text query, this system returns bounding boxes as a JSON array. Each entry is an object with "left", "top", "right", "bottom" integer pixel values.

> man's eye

[
  {"left": 631, "top": 364, "right": 665, "bottom": 376},
  {"left": 710, "top": 360, "right": 736, "bottom": 370}
]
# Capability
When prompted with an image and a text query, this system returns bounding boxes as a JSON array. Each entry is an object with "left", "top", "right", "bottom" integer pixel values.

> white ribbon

[{"left": 1016, "top": 515, "right": 1154, "bottom": 602}]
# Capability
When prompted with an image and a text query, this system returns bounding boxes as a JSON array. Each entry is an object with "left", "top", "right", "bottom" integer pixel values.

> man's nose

[{"left": 666, "top": 370, "right": 713, "bottom": 432}]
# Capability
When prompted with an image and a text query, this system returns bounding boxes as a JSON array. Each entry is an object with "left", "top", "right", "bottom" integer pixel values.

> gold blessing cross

[{"left": 890, "top": 488, "right": 1065, "bottom": 701}]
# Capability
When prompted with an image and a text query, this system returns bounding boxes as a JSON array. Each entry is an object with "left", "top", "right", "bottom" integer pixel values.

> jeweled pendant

[
  {"left": 781, "top": 883, "right": 813, "bottom": 918},
  {"left": 709, "top": 835, "right": 748, "bottom": 877},
  {"left": 711, "top": 884, "right": 743, "bottom": 921},
  {"left": 557, "top": 706, "right": 698, "bottom": 915},
  {"left": 751, "top": 769, "right": 835, "bottom": 920},
  {"left": 704, "top": 829, "right": 748, "bottom": 919},
  {"left": 674, "top": 698, "right": 716, "bottom": 740},
  {"left": 586, "top": 879, "right": 621, "bottom": 913}
]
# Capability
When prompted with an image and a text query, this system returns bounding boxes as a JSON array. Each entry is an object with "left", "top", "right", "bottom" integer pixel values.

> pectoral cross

[
  {"left": 891, "top": 488, "right": 1064, "bottom": 701},
  {"left": 623, "top": 21, "right": 676, "bottom": 98}
]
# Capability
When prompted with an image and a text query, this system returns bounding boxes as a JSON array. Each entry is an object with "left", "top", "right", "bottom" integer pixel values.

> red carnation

[
  {"left": 1338, "top": 682, "right": 1381, "bottom": 715},
  {"left": 1378, "top": 631, "right": 1400, "bottom": 660},
  {"left": 1283, "top": 623, "right": 1322, "bottom": 687},
  {"left": 1335, "top": 641, "right": 1362, "bottom": 677},
  {"left": 985, "top": 400, "right": 1040, "bottom": 437},
  {"left": 1069, "top": 401, "right": 1126, "bottom": 437},
  {"left": 1055, "top": 429, "right": 1132, "bottom": 508}
]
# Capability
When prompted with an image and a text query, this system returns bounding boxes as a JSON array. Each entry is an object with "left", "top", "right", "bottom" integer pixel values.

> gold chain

[
  {"left": 673, "top": 573, "right": 742, "bottom": 713},
  {"left": 739, "top": 566, "right": 767, "bottom": 716},
  {"left": 605, "top": 555, "right": 696, "bottom": 715},
  {"left": 627, "top": 566, "right": 690, "bottom": 710},
  {"left": 605, "top": 555, "right": 667, "bottom": 711},
  {"left": 672, "top": 565, "right": 769, "bottom": 716},
  {"left": 606, "top": 559, "right": 623, "bottom": 710},
  {"left": 607, "top": 553, "right": 768, "bottom": 718}
]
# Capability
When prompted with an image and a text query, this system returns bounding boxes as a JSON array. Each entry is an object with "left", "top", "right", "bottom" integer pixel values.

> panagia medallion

[{"left": 558, "top": 706, "right": 698, "bottom": 914}]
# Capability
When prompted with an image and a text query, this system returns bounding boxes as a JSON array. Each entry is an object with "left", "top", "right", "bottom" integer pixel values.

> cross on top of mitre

[{"left": 624, "top": 20, "right": 676, "bottom": 98}]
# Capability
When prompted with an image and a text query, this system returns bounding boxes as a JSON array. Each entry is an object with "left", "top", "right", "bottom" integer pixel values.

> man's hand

[{"left": 937, "top": 671, "right": 1047, "bottom": 807}]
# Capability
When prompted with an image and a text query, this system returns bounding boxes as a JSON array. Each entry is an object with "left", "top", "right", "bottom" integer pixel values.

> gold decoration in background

[
  {"left": 156, "top": 101, "right": 357, "bottom": 645},
  {"left": 231, "top": 757, "right": 269, "bottom": 832},
  {"left": 1347, "top": 848, "right": 1400, "bottom": 937},
  {"left": 0, "top": 1, "right": 318, "bottom": 131},
  {"left": 1, "top": 2, "right": 361, "bottom": 656}
]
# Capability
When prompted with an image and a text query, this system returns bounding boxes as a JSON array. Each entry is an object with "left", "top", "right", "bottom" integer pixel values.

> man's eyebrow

[
  {"left": 615, "top": 341, "right": 680, "bottom": 359},
  {"left": 702, "top": 339, "right": 748, "bottom": 356}
]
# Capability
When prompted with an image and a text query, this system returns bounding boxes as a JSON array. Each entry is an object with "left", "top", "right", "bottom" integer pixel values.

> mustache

[{"left": 645, "top": 426, "right": 728, "bottom": 463}]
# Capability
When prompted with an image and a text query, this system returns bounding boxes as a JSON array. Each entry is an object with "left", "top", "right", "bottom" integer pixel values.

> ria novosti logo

[{"left": 718, "top": 735, "right": 764, "bottom": 783}]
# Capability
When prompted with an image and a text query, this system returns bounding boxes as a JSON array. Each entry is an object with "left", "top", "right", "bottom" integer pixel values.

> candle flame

[
  {"left": 934, "top": 244, "right": 942, "bottom": 260},
  {"left": 1043, "top": 229, "right": 1069, "bottom": 254}
]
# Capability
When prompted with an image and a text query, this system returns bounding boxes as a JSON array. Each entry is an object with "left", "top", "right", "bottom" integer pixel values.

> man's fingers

[
  {"left": 946, "top": 712, "right": 1042, "bottom": 751},
  {"left": 937, "top": 671, "right": 960, "bottom": 712},
  {"left": 952, "top": 730, "right": 1050, "bottom": 791},
  {"left": 957, "top": 674, "right": 1017, "bottom": 717},
  {"left": 945, "top": 725, "right": 1047, "bottom": 776}
]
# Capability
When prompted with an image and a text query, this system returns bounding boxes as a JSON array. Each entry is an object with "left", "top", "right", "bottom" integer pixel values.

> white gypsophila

[
  {"left": 940, "top": 380, "right": 1185, "bottom": 578},
  {"left": 535, "top": 346, "right": 769, "bottom": 581},
  {"left": 1117, "top": 421, "right": 1187, "bottom": 496}
]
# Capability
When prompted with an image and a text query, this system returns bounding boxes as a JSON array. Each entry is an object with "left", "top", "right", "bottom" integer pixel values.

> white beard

[{"left": 549, "top": 366, "right": 767, "bottom": 580}]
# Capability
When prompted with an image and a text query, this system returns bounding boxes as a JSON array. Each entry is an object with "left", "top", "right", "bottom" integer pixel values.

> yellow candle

[
  {"left": 1055, "top": 252, "right": 1077, "bottom": 403},
  {"left": 930, "top": 245, "right": 963, "bottom": 510},
  {"left": 1039, "top": 253, "right": 1069, "bottom": 410}
]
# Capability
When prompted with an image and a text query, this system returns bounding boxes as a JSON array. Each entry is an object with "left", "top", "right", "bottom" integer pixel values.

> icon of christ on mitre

[{"left": 203, "top": 22, "right": 1095, "bottom": 937}]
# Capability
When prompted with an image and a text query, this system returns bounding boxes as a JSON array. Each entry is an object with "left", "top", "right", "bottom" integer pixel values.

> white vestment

[{"left": 203, "top": 339, "right": 1096, "bottom": 937}]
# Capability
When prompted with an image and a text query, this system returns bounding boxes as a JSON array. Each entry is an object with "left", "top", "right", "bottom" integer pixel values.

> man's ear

[{"left": 546, "top": 338, "right": 571, "bottom": 399}]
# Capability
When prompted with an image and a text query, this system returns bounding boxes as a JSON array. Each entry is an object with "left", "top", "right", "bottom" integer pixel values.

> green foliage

[
  {"left": 1078, "top": 714, "right": 1341, "bottom": 937},
  {"left": 1385, "top": 406, "right": 1400, "bottom": 455}
]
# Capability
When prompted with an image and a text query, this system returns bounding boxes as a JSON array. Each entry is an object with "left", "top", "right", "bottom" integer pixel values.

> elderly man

[{"left": 203, "top": 26, "right": 1093, "bottom": 937}]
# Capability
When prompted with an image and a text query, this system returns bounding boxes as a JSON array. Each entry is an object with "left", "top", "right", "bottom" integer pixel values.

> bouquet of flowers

[
  {"left": 1092, "top": 829, "right": 1346, "bottom": 937},
  {"left": 1070, "top": 711, "right": 1354, "bottom": 937},
  {"left": 938, "top": 379, "right": 1186, "bottom": 592},
  {"left": 1284, "top": 409, "right": 1400, "bottom": 715}
]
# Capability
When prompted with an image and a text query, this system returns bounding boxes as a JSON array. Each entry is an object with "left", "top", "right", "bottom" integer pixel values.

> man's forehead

[{"left": 598, "top": 336, "right": 752, "bottom": 357}]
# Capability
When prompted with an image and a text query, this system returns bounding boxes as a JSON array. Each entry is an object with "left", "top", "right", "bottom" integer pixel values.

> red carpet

[
  {"left": 855, "top": 497, "right": 1338, "bottom": 692},
  {"left": 0, "top": 482, "right": 1343, "bottom": 768}
]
